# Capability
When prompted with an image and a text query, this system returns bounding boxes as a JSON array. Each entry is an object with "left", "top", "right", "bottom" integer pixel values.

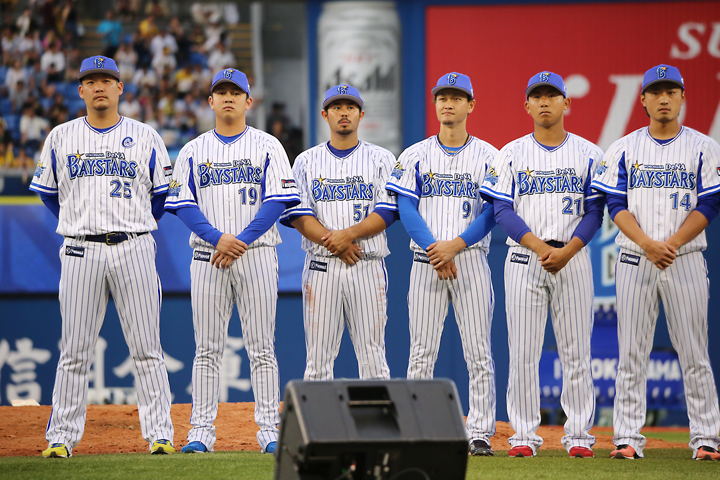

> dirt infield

[{"left": 0, "top": 403, "right": 689, "bottom": 457}]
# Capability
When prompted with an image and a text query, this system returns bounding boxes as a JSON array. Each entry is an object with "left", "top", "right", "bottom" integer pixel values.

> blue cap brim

[
  {"left": 78, "top": 69, "right": 121, "bottom": 81},
  {"left": 322, "top": 94, "right": 363, "bottom": 109},
  {"left": 211, "top": 79, "right": 249, "bottom": 95},
  {"left": 525, "top": 82, "right": 565, "bottom": 98},
  {"left": 641, "top": 78, "right": 684, "bottom": 93},
  {"left": 431, "top": 85, "right": 473, "bottom": 99}
]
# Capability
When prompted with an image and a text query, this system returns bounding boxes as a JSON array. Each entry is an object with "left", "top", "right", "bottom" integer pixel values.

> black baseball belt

[
  {"left": 68, "top": 232, "right": 148, "bottom": 245},
  {"left": 545, "top": 240, "right": 565, "bottom": 248}
]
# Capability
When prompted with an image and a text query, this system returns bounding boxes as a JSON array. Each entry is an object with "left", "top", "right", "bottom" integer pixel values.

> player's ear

[
  {"left": 208, "top": 95, "right": 214, "bottom": 110},
  {"left": 524, "top": 100, "right": 531, "bottom": 115},
  {"left": 245, "top": 95, "right": 253, "bottom": 110},
  {"left": 78, "top": 83, "right": 84, "bottom": 99},
  {"left": 563, "top": 97, "right": 570, "bottom": 111},
  {"left": 467, "top": 98, "right": 476, "bottom": 114},
  {"left": 358, "top": 109, "right": 365, "bottom": 121},
  {"left": 321, "top": 109, "right": 329, "bottom": 122},
  {"left": 117, "top": 81, "right": 124, "bottom": 96}
]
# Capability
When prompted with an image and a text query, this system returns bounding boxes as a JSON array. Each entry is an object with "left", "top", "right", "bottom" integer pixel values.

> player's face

[
  {"left": 209, "top": 83, "right": 252, "bottom": 121},
  {"left": 79, "top": 74, "right": 123, "bottom": 113},
  {"left": 434, "top": 89, "right": 474, "bottom": 126},
  {"left": 641, "top": 83, "right": 685, "bottom": 124},
  {"left": 322, "top": 100, "right": 364, "bottom": 136},
  {"left": 524, "top": 86, "right": 569, "bottom": 128}
]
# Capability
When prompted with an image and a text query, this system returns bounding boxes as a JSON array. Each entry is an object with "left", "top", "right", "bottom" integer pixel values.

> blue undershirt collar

[{"left": 327, "top": 142, "right": 359, "bottom": 158}]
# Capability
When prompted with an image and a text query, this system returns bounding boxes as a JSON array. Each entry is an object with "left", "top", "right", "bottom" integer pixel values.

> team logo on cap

[
  {"left": 94, "top": 57, "right": 105, "bottom": 68},
  {"left": 448, "top": 74, "right": 458, "bottom": 85},
  {"left": 338, "top": 85, "right": 348, "bottom": 94},
  {"left": 224, "top": 69, "right": 234, "bottom": 78},
  {"left": 657, "top": 66, "right": 667, "bottom": 79},
  {"left": 541, "top": 72, "right": 551, "bottom": 82}
]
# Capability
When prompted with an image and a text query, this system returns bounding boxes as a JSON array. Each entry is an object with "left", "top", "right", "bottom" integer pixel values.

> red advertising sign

[{"left": 425, "top": 1, "right": 720, "bottom": 151}]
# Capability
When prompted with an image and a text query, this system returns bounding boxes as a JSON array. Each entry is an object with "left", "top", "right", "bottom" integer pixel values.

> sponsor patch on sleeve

[
  {"left": 510, "top": 253, "right": 530, "bottom": 265},
  {"left": 65, "top": 246, "right": 85, "bottom": 258},
  {"left": 281, "top": 179, "right": 297, "bottom": 189},
  {"left": 413, "top": 252, "right": 430, "bottom": 264},
  {"left": 309, "top": 260, "right": 327, "bottom": 272},
  {"left": 193, "top": 250, "right": 211, "bottom": 262},
  {"left": 391, "top": 161, "right": 404, "bottom": 180},
  {"left": 163, "top": 165, "right": 173, "bottom": 176},
  {"left": 619, "top": 253, "right": 640, "bottom": 266}
]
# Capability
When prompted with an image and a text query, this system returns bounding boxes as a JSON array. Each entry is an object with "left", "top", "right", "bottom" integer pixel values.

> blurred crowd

[{"left": 0, "top": 0, "right": 303, "bottom": 189}]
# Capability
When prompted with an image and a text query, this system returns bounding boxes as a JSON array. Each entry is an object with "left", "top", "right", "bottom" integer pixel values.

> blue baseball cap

[
  {"left": 641, "top": 64, "right": 684, "bottom": 93},
  {"left": 78, "top": 56, "right": 121, "bottom": 81},
  {"left": 525, "top": 71, "right": 567, "bottom": 98},
  {"left": 323, "top": 84, "right": 363, "bottom": 109},
  {"left": 432, "top": 72, "right": 473, "bottom": 99},
  {"left": 211, "top": 68, "right": 251, "bottom": 96}
]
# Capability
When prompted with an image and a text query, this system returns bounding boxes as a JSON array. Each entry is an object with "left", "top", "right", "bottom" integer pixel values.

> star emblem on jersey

[
  {"left": 204, "top": 159, "right": 213, "bottom": 169},
  {"left": 427, "top": 170, "right": 436, "bottom": 180},
  {"left": 34, "top": 161, "right": 45, "bottom": 178},
  {"left": 524, "top": 166, "right": 534, "bottom": 177},
  {"left": 316, "top": 175, "right": 326, "bottom": 185},
  {"left": 631, "top": 160, "right": 643, "bottom": 171}
]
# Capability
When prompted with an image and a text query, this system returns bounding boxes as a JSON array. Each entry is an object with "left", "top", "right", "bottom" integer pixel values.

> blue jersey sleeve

[
  {"left": 494, "top": 198, "right": 531, "bottom": 244},
  {"left": 175, "top": 205, "right": 223, "bottom": 247},
  {"left": 398, "top": 194, "right": 436, "bottom": 250},
  {"left": 237, "top": 201, "right": 286, "bottom": 245},
  {"left": 458, "top": 203, "right": 495, "bottom": 247}
]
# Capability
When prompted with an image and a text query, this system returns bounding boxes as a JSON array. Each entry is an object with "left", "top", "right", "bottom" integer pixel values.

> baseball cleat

[
  {"left": 694, "top": 446, "right": 720, "bottom": 460},
  {"left": 181, "top": 441, "right": 207, "bottom": 453},
  {"left": 265, "top": 441, "right": 278, "bottom": 454},
  {"left": 150, "top": 439, "right": 175, "bottom": 455},
  {"left": 469, "top": 439, "right": 494, "bottom": 456},
  {"left": 569, "top": 446, "right": 594, "bottom": 458},
  {"left": 508, "top": 445, "right": 535, "bottom": 457},
  {"left": 610, "top": 444, "right": 639, "bottom": 459},
  {"left": 42, "top": 443, "right": 70, "bottom": 458}
]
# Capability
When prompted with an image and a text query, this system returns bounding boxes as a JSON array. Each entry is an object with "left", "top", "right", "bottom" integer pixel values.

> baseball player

[
  {"left": 30, "top": 56, "right": 175, "bottom": 457},
  {"left": 385, "top": 73, "right": 498, "bottom": 456},
  {"left": 590, "top": 64, "right": 720, "bottom": 460},
  {"left": 279, "top": 84, "right": 396, "bottom": 381},
  {"left": 165, "top": 68, "right": 300, "bottom": 455},
  {"left": 480, "top": 72, "right": 604, "bottom": 458}
]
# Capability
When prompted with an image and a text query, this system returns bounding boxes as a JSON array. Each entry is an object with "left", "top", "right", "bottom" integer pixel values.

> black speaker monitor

[{"left": 274, "top": 379, "right": 468, "bottom": 480}]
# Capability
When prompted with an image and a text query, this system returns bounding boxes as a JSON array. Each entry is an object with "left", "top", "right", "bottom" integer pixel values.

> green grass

[
  {"left": 594, "top": 430, "right": 691, "bottom": 444},
  {"left": 1, "top": 449, "right": 717, "bottom": 480}
]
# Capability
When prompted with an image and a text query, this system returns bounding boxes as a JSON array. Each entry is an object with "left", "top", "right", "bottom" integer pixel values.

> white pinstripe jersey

[
  {"left": 591, "top": 126, "right": 720, "bottom": 255},
  {"left": 280, "top": 141, "right": 398, "bottom": 258},
  {"left": 29, "top": 116, "right": 172, "bottom": 236},
  {"left": 480, "top": 133, "right": 603, "bottom": 246},
  {"left": 166, "top": 126, "right": 300, "bottom": 249},
  {"left": 386, "top": 135, "right": 496, "bottom": 252}
]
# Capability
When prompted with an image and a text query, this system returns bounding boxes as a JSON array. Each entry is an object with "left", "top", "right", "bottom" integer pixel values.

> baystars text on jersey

[
  {"left": 311, "top": 175, "right": 374, "bottom": 202},
  {"left": 421, "top": 171, "right": 478, "bottom": 199},
  {"left": 516, "top": 167, "right": 584, "bottom": 196},
  {"left": 197, "top": 158, "right": 262, "bottom": 188},
  {"left": 67, "top": 151, "right": 137, "bottom": 179}
]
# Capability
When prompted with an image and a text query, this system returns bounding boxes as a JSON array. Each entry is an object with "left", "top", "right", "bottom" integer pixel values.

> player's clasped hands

[
  {"left": 337, "top": 243, "right": 363, "bottom": 266},
  {"left": 539, "top": 247, "right": 573, "bottom": 274},
  {"left": 435, "top": 259, "right": 458, "bottom": 280},
  {"left": 212, "top": 233, "right": 248, "bottom": 269},
  {"left": 321, "top": 229, "right": 354, "bottom": 255},
  {"left": 643, "top": 240, "right": 678, "bottom": 270}
]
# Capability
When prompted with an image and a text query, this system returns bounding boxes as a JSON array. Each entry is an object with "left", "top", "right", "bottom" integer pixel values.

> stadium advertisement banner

[
  {"left": 426, "top": 0, "right": 720, "bottom": 303},
  {"left": 425, "top": 1, "right": 720, "bottom": 150}
]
